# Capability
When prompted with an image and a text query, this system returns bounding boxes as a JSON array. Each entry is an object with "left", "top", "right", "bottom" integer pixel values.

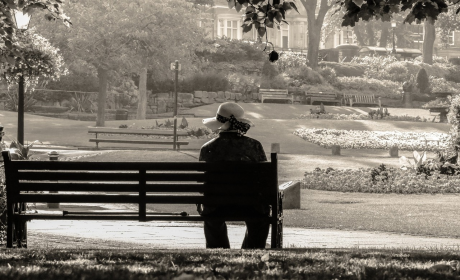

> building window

[
  {"left": 278, "top": 25, "right": 289, "bottom": 49},
  {"left": 341, "top": 29, "right": 355, "bottom": 44},
  {"left": 218, "top": 19, "right": 240, "bottom": 39},
  {"left": 448, "top": 31, "right": 455, "bottom": 45}
]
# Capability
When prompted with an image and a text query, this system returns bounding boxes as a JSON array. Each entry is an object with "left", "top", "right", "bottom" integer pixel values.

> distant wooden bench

[
  {"left": 88, "top": 127, "right": 189, "bottom": 150},
  {"left": 307, "top": 92, "right": 341, "bottom": 105},
  {"left": 422, "top": 137, "right": 441, "bottom": 146},
  {"left": 260, "top": 89, "right": 293, "bottom": 104},
  {"left": 2, "top": 150, "right": 287, "bottom": 249},
  {"left": 343, "top": 94, "right": 381, "bottom": 107}
]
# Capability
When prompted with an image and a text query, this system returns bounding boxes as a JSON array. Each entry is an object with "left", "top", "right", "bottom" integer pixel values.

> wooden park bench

[
  {"left": 260, "top": 88, "right": 294, "bottom": 104},
  {"left": 88, "top": 127, "right": 189, "bottom": 150},
  {"left": 343, "top": 94, "right": 381, "bottom": 107},
  {"left": 307, "top": 92, "right": 341, "bottom": 105},
  {"left": 2, "top": 150, "right": 291, "bottom": 249}
]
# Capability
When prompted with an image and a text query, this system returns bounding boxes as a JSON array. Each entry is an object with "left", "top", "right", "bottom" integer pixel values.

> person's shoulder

[
  {"left": 200, "top": 137, "right": 218, "bottom": 149},
  {"left": 242, "top": 135, "right": 263, "bottom": 146}
]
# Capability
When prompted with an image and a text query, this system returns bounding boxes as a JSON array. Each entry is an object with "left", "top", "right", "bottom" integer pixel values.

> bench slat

[
  {"left": 89, "top": 139, "right": 189, "bottom": 145},
  {"left": 14, "top": 214, "right": 272, "bottom": 222},
  {"left": 15, "top": 194, "right": 268, "bottom": 205},
  {"left": 11, "top": 161, "right": 272, "bottom": 171},
  {"left": 17, "top": 182, "right": 272, "bottom": 193},
  {"left": 88, "top": 128, "right": 189, "bottom": 136}
]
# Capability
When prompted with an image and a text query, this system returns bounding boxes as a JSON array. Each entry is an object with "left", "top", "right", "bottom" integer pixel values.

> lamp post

[
  {"left": 12, "top": 9, "right": 31, "bottom": 145},
  {"left": 391, "top": 21, "right": 397, "bottom": 55}
]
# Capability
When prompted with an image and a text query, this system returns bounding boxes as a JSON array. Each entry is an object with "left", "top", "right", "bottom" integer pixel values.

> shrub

[
  {"left": 317, "top": 67, "right": 337, "bottom": 85},
  {"left": 227, "top": 73, "right": 260, "bottom": 93},
  {"left": 285, "top": 65, "right": 322, "bottom": 85},
  {"left": 261, "top": 60, "right": 279, "bottom": 78},
  {"left": 303, "top": 166, "right": 460, "bottom": 194},
  {"left": 385, "top": 63, "right": 409, "bottom": 83},
  {"left": 429, "top": 76, "right": 460, "bottom": 94},
  {"left": 275, "top": 52, "right": 308, "bottom": 72},
  {"left": 179, "top": 72, "right": 229, "bottom": 92},
  {"left": 444, "top": 66, "right": 460, "bottom": 83},
  {"left": 416, "top": 68, "right": 430, "bottom": 93},
  {"left": 335, "top": 76, "right": 401, "bottom": 99},
  {"left": 260, "top": 74, "right": 288, "bottom": 89},
  {"left": 318, "top": 61, "right": 365, "bottom": 77},
  {"left": 448, "top": 57, "right": 460, "bottom": 65}
]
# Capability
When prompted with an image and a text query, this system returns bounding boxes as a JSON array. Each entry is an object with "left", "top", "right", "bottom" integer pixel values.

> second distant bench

[{"left": 88, "top": 127, "right": 189, "bottom": 150}]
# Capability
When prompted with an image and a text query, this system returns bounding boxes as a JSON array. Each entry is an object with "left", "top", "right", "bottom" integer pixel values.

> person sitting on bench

[{"left": 199, "top": 102, "right": 270, "bottom": 249}]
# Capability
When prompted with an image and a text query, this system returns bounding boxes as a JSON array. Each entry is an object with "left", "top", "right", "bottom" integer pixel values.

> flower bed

[
  {"left": 293, "top": 128, "right": 449, "bottom": 151},
  {"left": 295, "top": 113, "right": 432, "bottom": 122},
  {"left": 303, "top": 167, "right": 460, "bottom": 194}
]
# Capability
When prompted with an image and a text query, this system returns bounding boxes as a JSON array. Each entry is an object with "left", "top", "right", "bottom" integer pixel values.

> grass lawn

[{"left": 0, "top": 248, "right": 459, "bottom": 279}]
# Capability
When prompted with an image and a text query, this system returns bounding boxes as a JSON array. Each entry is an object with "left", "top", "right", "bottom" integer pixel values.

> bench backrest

[
  {"left": 307, "top": 92, "right": 337, "bottom": 98},
  {"left": 259, "top": 89, "right": 289, "bottom": 95},
  {"left": 353, "top": 94, "right": 375, "bottom": 103},
  {"left": 2, "top": 151, "right": 279, "bottom": 219}
]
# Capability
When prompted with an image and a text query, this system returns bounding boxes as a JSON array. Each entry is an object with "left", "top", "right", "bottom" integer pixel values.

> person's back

[{"left": 199, "top": 102, "right": 270, "bottom": 249}]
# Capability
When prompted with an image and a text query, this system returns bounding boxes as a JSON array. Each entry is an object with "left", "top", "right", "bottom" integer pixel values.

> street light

[
  {"left": 12, "top": 9, "right": 31, "bottom": 145},
  {"left": 391, "top": 21, "right": 397, "bottom": 55}
]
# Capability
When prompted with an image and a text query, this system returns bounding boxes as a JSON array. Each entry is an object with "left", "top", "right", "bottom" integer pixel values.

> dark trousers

[{"left": 200, "top": 205, "right": 270, "bottom": 249}]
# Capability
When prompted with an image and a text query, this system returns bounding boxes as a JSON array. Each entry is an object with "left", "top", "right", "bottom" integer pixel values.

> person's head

[{"left": 202, "top": 102, "right": 253, "bottom": 135}]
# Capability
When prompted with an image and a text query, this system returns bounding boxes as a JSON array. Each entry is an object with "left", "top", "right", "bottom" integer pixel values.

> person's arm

[{"left": 256, "top": 142, "right": 267, "bottom": 162}]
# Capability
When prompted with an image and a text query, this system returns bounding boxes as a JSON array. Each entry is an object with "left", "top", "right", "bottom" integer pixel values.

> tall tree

[
  {"left": 300, "top": 0, "right": 333, "bottom": 68},
  {"left": 32, "top": 0, "right": 204, "bottom": 125},
  {"left": 125, "top": 0, "right": 205, "bottom": 120}
]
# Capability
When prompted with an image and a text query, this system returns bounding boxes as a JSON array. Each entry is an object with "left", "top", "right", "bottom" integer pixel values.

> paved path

[{"left": 27, "top": 219, "right": 460, "bottom": 250}]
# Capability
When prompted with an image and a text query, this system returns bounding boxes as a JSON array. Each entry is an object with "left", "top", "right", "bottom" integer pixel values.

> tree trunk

[
  {"left": 354, "top": 25, "right": 365, "bottom": 46},
  {"left": 137, "top": 67, "right": 148, "bottom": 120},
  {"left": 379, "top": 22, "right": 390, "bottom": 47},
  {"left": 96, "top": 67, "right": 108, "bottom": 127},
  {"left": 366, "top": 23, "right": 375, "bottom": 46},
  {"left": 307, "top": 23, "right": 321, "bottom": 69},
  {"left": 301, "top": 0, "right": 330, "bottom": 69},
  {"left": 423, "top": 19, "right": 435, "bottom": 65}
]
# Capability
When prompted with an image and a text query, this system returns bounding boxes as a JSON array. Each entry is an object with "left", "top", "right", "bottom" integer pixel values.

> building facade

[{"left": 202, "top": 1, "right": 460, "bottom": 58}]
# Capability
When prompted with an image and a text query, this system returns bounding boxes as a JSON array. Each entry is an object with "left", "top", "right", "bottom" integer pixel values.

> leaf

[
  {"left": 283, "top": 2, "right": 291, "bottom": 10},
  {"left": 275, "top": 11, "right": 283, "bottom": 23},
  {"left": 245, "top": 6, "right": 255, "bottom": 13},
  {"left": 352, "top": 0, "right": 364, "bottom": 7},
  {"left": 235, "top": 2, "right": 242, "bottom": 12},
  {"left": 413, "top": 150, "right": 421, "bottom": 164},
  {"left": 261, "top": 253, "right": 270, "bottom": 262},
  {"left": 242, "top": 23, "right": 252, "bottom": 33},
  {"left": 399, "top": 156, "right": 412, "bottom": 167},
  {"left": 289, "top": 2, "right": 299, "bottom": 14},
  {"left": 265, "top": 18, "right": 274, "bottom": 28},
  {"left": 258, "top": 26, "right": 266, "bottom": 37},
  {"left": 228, "top": 0, "right": 235, "bottom": 9}
]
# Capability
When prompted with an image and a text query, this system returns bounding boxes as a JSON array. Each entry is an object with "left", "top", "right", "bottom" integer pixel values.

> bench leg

[
  {"left": 7, "top": 202, "right": 27, "bottom": 248},
  {"left": 271, "top": 193, "right": 283, "bottom": 249},
  {"left": 6, "top": 202, "right": 13, "bottom": 248}
]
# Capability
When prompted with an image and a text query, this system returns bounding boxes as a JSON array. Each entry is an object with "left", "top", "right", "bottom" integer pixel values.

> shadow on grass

[{"left": 0, "top": 248, "right": 458, "bottom": 279}]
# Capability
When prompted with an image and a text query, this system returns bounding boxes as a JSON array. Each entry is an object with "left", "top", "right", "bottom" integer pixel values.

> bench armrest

[{"left": 278, "top": 181, "right": 301, "bottom": 209}]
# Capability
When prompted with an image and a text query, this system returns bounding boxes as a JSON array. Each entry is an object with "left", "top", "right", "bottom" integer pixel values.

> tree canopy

[
  {"left": 228, "top": 0, "right": 459, "bottom": 33},
  {"left": 0, "top": 0, "right": 70, "bottom": 66}
]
